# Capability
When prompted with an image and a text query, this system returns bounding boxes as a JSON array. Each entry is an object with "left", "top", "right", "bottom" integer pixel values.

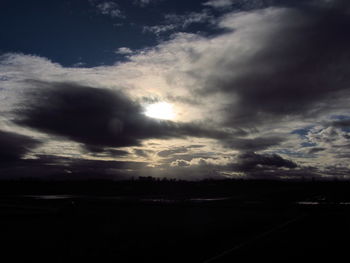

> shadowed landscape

[{"left": 1, "top": 179, "right": 350, "bottom": 262}]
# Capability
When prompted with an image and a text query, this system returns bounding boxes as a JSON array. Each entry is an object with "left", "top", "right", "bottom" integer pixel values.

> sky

[{"left": 1, "top": 0, "right": 350, "bottom": 180}]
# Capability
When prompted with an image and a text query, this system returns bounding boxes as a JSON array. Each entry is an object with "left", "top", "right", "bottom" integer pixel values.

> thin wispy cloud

[{"left": 90, "top": 0, "right": 125, "bottom": 18}]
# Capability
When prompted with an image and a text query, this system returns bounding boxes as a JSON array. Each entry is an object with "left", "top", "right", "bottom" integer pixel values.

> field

[{"left": 0, "top": 180, "right": 349, "bottom": 262}]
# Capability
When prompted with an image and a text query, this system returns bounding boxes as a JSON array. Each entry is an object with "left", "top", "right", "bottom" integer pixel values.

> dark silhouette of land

[{"left": 0, "top": 178, "right": 350, "bottom": 262}]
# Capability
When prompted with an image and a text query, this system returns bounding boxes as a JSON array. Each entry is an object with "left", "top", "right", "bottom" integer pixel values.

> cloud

[
  {"left": 306, "top": 126, "right": 350, "bottom": 148},
  {"left": 172, "top": 156, "right": 232, "bottom": 167},
  {"left": 309, "top": 0, "right": 350, "bottom": 10},
  {"left": 0, "top": 130, "right": 40, "bottom": 164},
  {"left": 115, "top": 47, "right": 133, "bottom": 55},
  {"left": 157, "top": 147, "right": 188, "bottom": 157},
  {"left": 306, "top": 147, "right": 326, "bottom": 155},
  {"left": 133, "top": 0, "right": 160, "bottom": 7},
  {"left": 0, "top": 154, "right": 147, "bottom": 180},
  {"left": 90, "top": 1, "right": 125, "bottom": 18},
  {"left": 168, "top": 152, "right": 298, "bottom": 180},
  {"left": 133, "top": 148, "right": 152, "bottom": 158},
  {"left": 223, "top": 136, "right": 284, "bottom": 151},
  {"left": 331, "top": 119, "right": 350, "bottom": 129},
  {"left": 164, "top": 11, "right": 215, "bottom": 28},
  {"left": 203, "top": 0, "right": 349, "bottom": 11},
  {"left": 185, "top": 6, "right": 350, "bottom": 130},
  {"left": 203, "top": 0, "right": 235, "bottom": 9},
  {"left": 296, "top": 123, "right": 350, "bottom": 167},
  {"left": 174, "top": 152, "right": 298, "bottom": 171},
  {"left": 143, "top": 10, "right": 214, "bottom": 35},
  {"left": 170, "top": 159, "right": 190, "bottom": 167},
  {"left": 257, "top": 10, "right": 348, "bottom": 114},
  {"left": 3, "top": 2, "right": 350, "bottom": 179},
  {"left": 235, "top": 152, "right": 298, "bottom": 171},
  {"left": 84, "top": 147, "right": 129, "bottom": 157},
  {"left": 143, "top": 25, "right": 178, "bottom": 35},
  {"left": 202, "top": 0, "right": 284, "bottom": 11},
  {"left": 14, "top": 81, "right": 233, "bottom": 151}
]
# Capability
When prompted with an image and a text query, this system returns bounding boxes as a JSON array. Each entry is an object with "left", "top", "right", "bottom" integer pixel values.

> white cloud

[
  {"left": 164, "top": 11, "right": 215, "bottom": 28},
  {"left": 93, "top": 1, "right": 125, "bottom": 18},
  {"left": 203, "top": 0, "right": 235, "bottom": 9},
  {"left": 143, "top": 10, "right": 214, "bottom": 35},
  {"left": 143, "top": 24, "right": 178, "bottom": 35},
  {"left": 133, "top": 0, "right": 159, "bottom": 7},
  {"left": 170, "top": 156, "right": 234, "bottom": 168},
  {"left": 115, "top": 47, "right": 133, "bottom": 55},
  {"left": 306, "top": 126, "right": 350, "bottom": 153},
  {"left": 170, "top": 159, "right": 190, "bottom": 167}
]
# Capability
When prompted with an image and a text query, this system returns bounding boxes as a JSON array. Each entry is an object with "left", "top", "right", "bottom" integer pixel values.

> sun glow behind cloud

[{"left": 145, "top": 102, "right": 176, "bottom": 120}]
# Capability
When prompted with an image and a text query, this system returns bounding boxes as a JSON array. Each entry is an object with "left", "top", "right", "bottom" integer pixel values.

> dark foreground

[{"left": 0, "top": 180, "right": 350, "bottom": 262}]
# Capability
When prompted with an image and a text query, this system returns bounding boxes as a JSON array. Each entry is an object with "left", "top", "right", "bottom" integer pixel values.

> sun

[{"left": 145, "top": 102, "right": 175, "bottom": 120}]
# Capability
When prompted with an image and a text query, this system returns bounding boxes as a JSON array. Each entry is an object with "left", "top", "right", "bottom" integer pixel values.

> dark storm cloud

[
  {"left": 62, "top": 158, "right": 146, "bottom": 174},
  {"left": 14, "top": 81, "right": 231, "bottom": 150},
  {"left": 198, "top": 2, "right": 350, "bottom": 127},
  {"left": 331, "top": 119, "right": 350, "bottom": 129},
  {"left": 84, "top": 146, "right": 130, "bottom": 158},
  {"left": 0, "top": 154, "right": 147, "bottom": 180},
  {"left": 0, "top": 130, "right": 40, "bottom": 164},
  {"left": 157, "top": 147, "right": 188, "bottom": 157},
  {"left": 133, "top": 148, "right": 152, "bottom": 157},
  {"left": 235, "top": 152, "right": 297, "bottom": 171},
  {"left": 335, "top": 153, "right": 350, "bottom": 159},
  {"left": 244, "top": 167, "right": 319, "bottom": 180},
  {"left": 187, "top": 144, "right": 205, "bottom": 148},
  {"left": 158, "top": 144, "right": 207, "bottom": 158},
  {"left": 306, "top": 147, "right": 326, "bottom": 155},
  {"left": 223, "top": 136, "right": 284, "bottom": 151},
  {"left": 101, "top": 149, "right": 129, "bottom": 156},
  {"left": 31, "top": 154, "right": 145, "bottom": 170},
  {"left": 203, "top": 0, "right": 278, "bottom": 10},
  {"left": 204, "top": 0, "right": 350, "bottom": 12},
  {"left": 226, "top": 151, "right": 301, "bottom": 179},
  {"left": 166, "top": 151, "right": 299, "bottom": 179}
]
